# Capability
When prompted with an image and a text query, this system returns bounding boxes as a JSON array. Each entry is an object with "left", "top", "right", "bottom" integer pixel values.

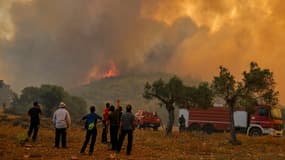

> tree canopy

[
  {"left": 242, "top": 62, "right": 279, "bottom": 107},
  {"left": 7, "top": 84, "right": 87, "bottom": 119},
  {"left": 185, "top": 82, "right": 213, "bottom": 108}
]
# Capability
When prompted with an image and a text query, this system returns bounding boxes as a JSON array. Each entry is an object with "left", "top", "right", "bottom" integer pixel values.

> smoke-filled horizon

[{"left": 1, "top": 0, "right": 285, "bottom": 104}]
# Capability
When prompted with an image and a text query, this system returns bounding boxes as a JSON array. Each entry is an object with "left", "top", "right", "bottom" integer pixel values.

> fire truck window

[{"left": 258, "top": 108, "right": 269, "bottom": 117}]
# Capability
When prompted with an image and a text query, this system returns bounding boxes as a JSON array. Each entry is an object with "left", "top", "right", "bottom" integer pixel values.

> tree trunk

[
  {"left": 166, "top": 105, "right": 175, "bottom": 136},
  {"left": 228, "top": 104, "right": 241, "bottom": 145}
]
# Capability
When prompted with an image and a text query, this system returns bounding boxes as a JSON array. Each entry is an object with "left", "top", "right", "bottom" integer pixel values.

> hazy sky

[{"left": 1, "top": 0, "right": 285, "bottom": 103}]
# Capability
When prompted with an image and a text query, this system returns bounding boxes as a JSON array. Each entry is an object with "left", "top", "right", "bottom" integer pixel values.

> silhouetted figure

[
  {"left": 27, "top": 101, "right": 42, "bottom": 142},
  {"left": 117, "top": 104, "right": 135, "bottom": 155},
  {"left": 179, "top": 115, "right": 186, "bottom": 132},
  {"left": 80, "top": 106, "right": 102, "bottom": 155},
  {"left": 109, "top": 105, "right": 120, "bottom": 150},
  {"left": 53, "top": 102, "right": 71, "bottom": 148}
]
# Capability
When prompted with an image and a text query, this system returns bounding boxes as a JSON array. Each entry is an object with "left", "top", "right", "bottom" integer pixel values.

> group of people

[
  {"left": 26, "top": 99, "right": 136, "bottom": 156},
  {"left": 100, "top": 100, "right": 136, "bottom": 155}
]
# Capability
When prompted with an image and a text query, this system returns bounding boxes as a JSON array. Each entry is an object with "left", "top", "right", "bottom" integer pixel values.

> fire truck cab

[
  {"left": 135, "top": 110, "right": 161, "bottom": 131},
  {"left": 247, "top": 105, "right": 283, "bottom": 136}
]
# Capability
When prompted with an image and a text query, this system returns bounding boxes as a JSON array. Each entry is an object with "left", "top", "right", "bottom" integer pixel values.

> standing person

[
  {"left": 108, "top": 105, "right": 119, "bottom": 150},
  {"left": 101, "top": 103, "right": 110, "bottom": 144},
  {"left": 179, "top": 115, "right": 186, "bottom": 132},
  {"left": 27, "top": 101, "right": 42, "bottom": 142},
  {"left": 80, "top": 106, "right": 102, "bottom": 155},
  {"left": 117, "top": 104, "right": 136, "bottom": 155},
  {"left": 52, "top": 102, "right": 71, "bottom": 148},
  {"left": 116, "top": 99, "right": 123, "bottom": 125}
]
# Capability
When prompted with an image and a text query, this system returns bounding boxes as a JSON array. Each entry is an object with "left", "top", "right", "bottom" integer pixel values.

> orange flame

[
  {"left": 84, "top": 61, "right": 119, "bottom": 84},
  {"left": 101, "top": 61, "right": 119, "bottom": 79}
]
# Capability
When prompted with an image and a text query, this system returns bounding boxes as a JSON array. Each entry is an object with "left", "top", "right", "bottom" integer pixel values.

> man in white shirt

[{"left": 53, "top": 102, "right": 71, "bottom": 148}]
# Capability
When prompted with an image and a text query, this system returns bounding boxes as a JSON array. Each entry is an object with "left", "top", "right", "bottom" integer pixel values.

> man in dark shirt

[
  {"left": 109, "top": 105, "right": 121, "bottom": 150},
  {"left": 117, "top": 104, "right": 135, "bottom": 155},
  {"left": 80, "top": 106, "right": 102, "bottom": 155},
  {"left": 27, "top": 101, "right": 42, "bottom": 142}
]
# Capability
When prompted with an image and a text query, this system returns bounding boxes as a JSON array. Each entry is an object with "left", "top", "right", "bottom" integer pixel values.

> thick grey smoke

[{"left": 0, "top": 0, "right": 198, "bottom": 90}]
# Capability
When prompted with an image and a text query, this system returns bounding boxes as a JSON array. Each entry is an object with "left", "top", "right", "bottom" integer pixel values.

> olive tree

[
  {"left": 144, "top": 76, "right": 184, "bottom": 135},
  {"left": 144, "top": 76, "right": 213, "bottom": 135},
  {"left": 212, "top": 62, "right": 278, "bottom": 145}
]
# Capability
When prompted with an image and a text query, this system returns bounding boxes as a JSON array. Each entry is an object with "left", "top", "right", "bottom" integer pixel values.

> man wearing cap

[{"left": 52, "top": 102, "right": 71, "bottom": 148}]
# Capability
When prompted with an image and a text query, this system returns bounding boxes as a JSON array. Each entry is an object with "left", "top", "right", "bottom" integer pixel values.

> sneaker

[{"left": 88, "top": 152, "right": 93, "bottom": 156}]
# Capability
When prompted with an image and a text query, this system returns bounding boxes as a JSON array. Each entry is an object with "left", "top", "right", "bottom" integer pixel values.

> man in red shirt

[{"left": 101, "top": 103, "right": 110, "bottom": 144}]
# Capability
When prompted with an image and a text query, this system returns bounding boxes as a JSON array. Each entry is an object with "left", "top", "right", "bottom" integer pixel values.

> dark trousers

[
  {"left": 179, "top": 125, "right": 185, "bottom": 132},
  {"left": 55, "top": 128, "right": 67, "bottom": 148},
  {"left": 101, "top": 121, "right": 107, "bottom": 143},
  {"left": 110, "top": 125, "right": 119, "bottom": 150},
  {"left": 117, "top": 130, "right": 133, "bottom": 154},
  {"left": 28, "top": 124, "right": 39, "bottom": 141},
  {"left": 81, "top": 129, "right": 97, "bottom": 153}
]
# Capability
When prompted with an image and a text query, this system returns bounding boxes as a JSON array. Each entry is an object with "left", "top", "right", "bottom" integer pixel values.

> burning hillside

[
  {"left": 84, "top": 61, "right": 120, "bottom": 83},
  {"left": 100, "top": 61, "right": 120, "bottom": 79}
]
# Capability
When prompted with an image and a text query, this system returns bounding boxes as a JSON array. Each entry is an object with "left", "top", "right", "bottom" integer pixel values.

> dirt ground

[{"left": 1, "top": 122, "right": 285, "bottom": 160}]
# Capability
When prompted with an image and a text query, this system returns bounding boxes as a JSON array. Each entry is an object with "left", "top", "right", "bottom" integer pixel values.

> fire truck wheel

[
  {"left": 203, "top": 124, "right": 214, "bottom": 134},
  {"left": 189, "top": 123, "right": 201, "bottom": 131},
  {"left": 249, "top": 127, "right": 262, "bottom": 136}
]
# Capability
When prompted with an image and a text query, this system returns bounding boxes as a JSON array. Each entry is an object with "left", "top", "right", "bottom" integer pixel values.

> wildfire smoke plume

[{"left": 1, "top": 0, "right": 285, "bottom": 103}]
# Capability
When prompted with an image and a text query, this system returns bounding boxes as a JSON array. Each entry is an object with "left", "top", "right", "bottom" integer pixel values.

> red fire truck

[
  {"left": 135, "top": 110, "right": 161, "bottom": 131},
  {"left": 182, "top": 105, "right": 283, "bottom": 136}
]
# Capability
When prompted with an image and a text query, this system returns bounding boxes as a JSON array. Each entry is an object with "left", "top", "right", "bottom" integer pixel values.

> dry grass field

[{"left": 1, "top": 119, "right": 285, "bottom": 160}]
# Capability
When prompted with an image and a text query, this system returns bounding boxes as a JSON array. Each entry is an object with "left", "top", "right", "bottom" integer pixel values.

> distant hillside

[{"left": 70, "top": 73, "right": 199, "bottom": 124}]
